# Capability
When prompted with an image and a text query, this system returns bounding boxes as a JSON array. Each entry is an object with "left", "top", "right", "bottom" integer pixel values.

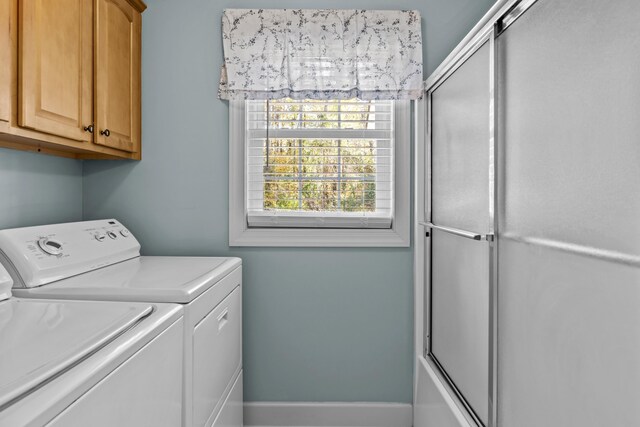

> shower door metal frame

[{"left": 421, "top": 25, "right": 498, "bottom": 427}]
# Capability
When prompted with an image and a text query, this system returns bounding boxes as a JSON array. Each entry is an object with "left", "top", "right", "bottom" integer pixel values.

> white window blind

[{"left": 245, "top": 99, "right": 395, "bottom": 228}]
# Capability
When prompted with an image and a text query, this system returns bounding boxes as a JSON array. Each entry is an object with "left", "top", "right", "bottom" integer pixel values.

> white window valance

[{"left": 218, "top": 9, "right": 423, "bottom": 101}]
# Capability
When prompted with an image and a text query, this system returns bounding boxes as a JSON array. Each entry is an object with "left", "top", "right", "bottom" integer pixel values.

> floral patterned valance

[{"left": 218, "top": 9, "right": 423, "bottom": 100}]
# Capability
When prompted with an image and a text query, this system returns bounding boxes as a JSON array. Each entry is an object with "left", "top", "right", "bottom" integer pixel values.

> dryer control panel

[{"left": 0, "top": 219, "right": 140, "bottom": 288}]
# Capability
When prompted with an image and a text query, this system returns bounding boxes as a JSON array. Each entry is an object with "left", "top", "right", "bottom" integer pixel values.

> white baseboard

[{"left": 244, "top": 401, "right": 413, "bottom": 427}]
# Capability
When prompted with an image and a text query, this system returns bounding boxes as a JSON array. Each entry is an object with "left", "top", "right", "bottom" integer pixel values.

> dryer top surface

[{"left": 13, "top": 256, "right": 242, "bottom": 303}]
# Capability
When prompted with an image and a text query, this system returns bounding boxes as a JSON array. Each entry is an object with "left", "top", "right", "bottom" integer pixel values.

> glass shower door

[
  {"left": 425, "top": 39, "right": 493, "bottom": 426},
  {"left": 496, "top": 0, "right": 640, "bottom": 425}
]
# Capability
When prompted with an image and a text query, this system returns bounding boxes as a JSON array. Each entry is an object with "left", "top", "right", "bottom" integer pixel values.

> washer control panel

[
  {"left": 0, "top": 219, "right": 140, "bottom": 288},
  {"left": 38, "top": 237, "right": 64, "bottom": 256},
  {"left": 31, "top": 222, "right": 131, "bottom": 256}
]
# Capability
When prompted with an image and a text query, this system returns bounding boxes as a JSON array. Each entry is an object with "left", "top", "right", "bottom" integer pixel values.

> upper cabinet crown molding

[
  {"left": 0, "top": 0, "right": 146, "bottom": 160},
  {"left": 126, "top": 0, "right": 147, "bottom": 13}
]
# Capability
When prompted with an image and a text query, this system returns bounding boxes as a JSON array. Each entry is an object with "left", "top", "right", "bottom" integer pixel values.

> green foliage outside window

[{"left": 263, "top": 99, "right": 380, "bottom": 213}]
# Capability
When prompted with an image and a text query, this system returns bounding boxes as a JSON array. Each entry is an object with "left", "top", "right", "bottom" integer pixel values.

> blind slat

[
  {"left": 246, "top": 129, "right": 392, "bottom": 140},
  {"left": 247, "top": 113, "right": 393, "bottom": 119}
]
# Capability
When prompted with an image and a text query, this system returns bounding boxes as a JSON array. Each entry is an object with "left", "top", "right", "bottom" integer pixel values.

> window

[
  {"left": 229, "top": 99, "right": 410, "bottom": 247},
  {"left": 247, "top": 98, "right": 394, "bottom": 228}
]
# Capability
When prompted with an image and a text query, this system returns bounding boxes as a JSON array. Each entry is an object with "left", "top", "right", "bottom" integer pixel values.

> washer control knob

[
  {"left": 95, "top": 233, "right": 106, "bottom": 242},
  {"left": 107, "top": 231, "right": 118, "bottom": 240},
  {"left": 38, "top": 238, "right": 64, "bottom": 256},
  {"left": 120, "top": 229, "right": 130, "bottom": 238}
]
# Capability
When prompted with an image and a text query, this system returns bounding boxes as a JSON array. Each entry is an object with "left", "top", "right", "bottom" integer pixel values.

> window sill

[
  {"left": 247, "top": 212, "right": 392, "bottom": 229},
  {"left": 229, "top": 226, "right": 410, "bottom": 247}
]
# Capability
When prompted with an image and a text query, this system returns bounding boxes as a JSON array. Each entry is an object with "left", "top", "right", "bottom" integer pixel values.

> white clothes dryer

[
  {"left": 0, "top": 219, "right": 243, "bottom": 427},
  {"left": 0, "top": 263, "right": 184, "bottom": 427}
]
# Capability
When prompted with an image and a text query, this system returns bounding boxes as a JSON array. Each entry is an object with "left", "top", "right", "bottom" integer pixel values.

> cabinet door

[
  {"left": 0, "top": 0, "right": 11, "bottom": 124},
  {"left": 95, "top": 0, "right": 141, "bottom": 154},
  {"left": 19, "top": 0, "right": 93, "bottom": 141}
]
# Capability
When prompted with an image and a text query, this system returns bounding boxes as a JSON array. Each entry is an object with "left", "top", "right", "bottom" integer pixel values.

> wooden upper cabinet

[
  {"left": 95, "top": 0, "right": 141, "bottom": 155},
  {"left": 0, "top": 0, "right": 145, "bottom": 159},
  {"left": 19, "top": 0, "right": 93, "bottom": 142}
]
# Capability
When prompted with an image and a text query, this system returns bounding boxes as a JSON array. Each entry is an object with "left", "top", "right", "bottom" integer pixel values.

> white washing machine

[
  {"left": 0, "top": 219, "right": 243, "bottom": 427},
  {"left": 0, "top": 261, "right": 184, "bottom": 427}
]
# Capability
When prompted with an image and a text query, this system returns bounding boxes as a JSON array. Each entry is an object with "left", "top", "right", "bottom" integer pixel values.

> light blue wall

[
  {"left": 0, "top": 148, "right": 83, "bottom": 230},
  {"left": 82, "top": 0, "right": 496, "bottom": 403}
]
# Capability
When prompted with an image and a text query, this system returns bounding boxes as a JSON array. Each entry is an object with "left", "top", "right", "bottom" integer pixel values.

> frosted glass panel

[
  {"left": 498, "top": 239, "right": 640, "bottom": 427},
  {"left": 501, "top": 0, "right": 640, "bottom": 256},
  {"left": 431, "top": 230, "right": 489, "bottom": 424},
  {"left": 499, "top": 3, "right": 640, "bottom": 425},
  {"left": 431, "top": 42, "right": 491, "bottom": 233}
]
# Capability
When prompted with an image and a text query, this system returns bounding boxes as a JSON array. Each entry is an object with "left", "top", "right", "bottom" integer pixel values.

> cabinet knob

[
  {"left": 100, "top": 129, "right": 111, "bottom": 137},
  {"left": 83, "top": 125, "right": 94, "bottom": 133}
]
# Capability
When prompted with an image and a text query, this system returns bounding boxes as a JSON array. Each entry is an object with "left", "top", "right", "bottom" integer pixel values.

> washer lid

[
  {"left": 16, "top": 256, "right": 242, "bottom": 303},
  {"left": 0, "top": 298, "right": 152, "bottom": 408}
]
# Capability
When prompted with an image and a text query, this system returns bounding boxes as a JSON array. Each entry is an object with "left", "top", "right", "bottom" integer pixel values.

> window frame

[{"left": 229, "top": 99, "right": 411, "bottom": 247}]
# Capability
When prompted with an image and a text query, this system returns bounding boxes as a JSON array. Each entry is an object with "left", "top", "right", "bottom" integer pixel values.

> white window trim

[{"left": 229, "top": 99, "right": 411, "bottom": 247}]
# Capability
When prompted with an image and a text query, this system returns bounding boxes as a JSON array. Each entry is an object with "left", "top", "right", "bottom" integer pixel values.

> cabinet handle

[
  {"left": 83, "top": 125, "right": 94, "bottom": 133},
  {"left": 100, "top": 129, "right": 110, "bottom": 137}
]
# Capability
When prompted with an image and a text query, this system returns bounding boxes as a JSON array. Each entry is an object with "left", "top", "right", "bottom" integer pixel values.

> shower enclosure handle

[{"left": 419, "top": 222, "right": 493, "bottom": 241}]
